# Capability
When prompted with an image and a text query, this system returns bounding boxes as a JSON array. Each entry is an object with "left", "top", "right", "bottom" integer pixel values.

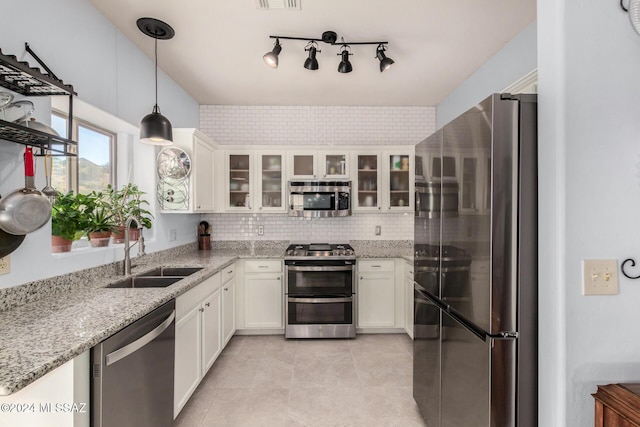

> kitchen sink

[
  {"left": 105, "top": 276, "right": 184, "bottom": 289},
  {"left": 138, "top": 267, "right": 203, "bottom": 277}
]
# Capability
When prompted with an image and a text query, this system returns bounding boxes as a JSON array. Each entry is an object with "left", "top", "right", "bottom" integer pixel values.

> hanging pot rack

[{"left": 0, "top": 43, "right": 77, "bottom": 156}]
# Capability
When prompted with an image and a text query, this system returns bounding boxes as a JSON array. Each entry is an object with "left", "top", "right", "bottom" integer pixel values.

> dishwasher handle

[{"left": 106, "top": 310, "right": 175, "bottom": 366}]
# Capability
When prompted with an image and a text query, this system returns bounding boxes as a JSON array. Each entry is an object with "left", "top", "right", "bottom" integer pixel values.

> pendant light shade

[
  {"left": 140, "top": 105, "right": 173, "bottom": 145},
  {"left": 337, "top": 47, "right": 353, "bottom": 73},
  {"left": 137, "top": 17, "right": 175, "bottom": 146},
  {"left": 376, "top": 44, "right": 394, "bottom": 73},
  {"left": 263, "top": 39, "right": 282, "bottom": 68}
]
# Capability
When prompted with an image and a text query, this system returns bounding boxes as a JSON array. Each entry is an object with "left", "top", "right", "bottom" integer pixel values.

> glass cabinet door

[
  {"left": 291, "top": 153, "right": 316, "bottom": 178},
  {"left": 388, "top": 154, "right": 411, "bottom": 209},
  {"left": 259, "top": 153, "right": 284, "bottom": 211},
  {"left": 228, "top": 154, "right": 251, "bottom": 209},
  {"left": 354, "top": 154, "right": 380, "bottom": 210},
  {"left": 323, "top": 153, "right": 348, "bottom": 179}
]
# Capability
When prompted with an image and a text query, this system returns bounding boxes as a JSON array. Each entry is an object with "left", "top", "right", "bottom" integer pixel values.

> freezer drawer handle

[
  {"left": 105, "top": 310, "right": 175, "bottom": 367},
  {"left": 287, "top": 265, "right": 353, "bottom": 272}
]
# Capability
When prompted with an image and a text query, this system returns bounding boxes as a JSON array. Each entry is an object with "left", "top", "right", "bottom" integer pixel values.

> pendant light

[
  {"left": 376, "top": 44, "right": 394, "bottom": 73},
  {"left": 137, "top": 17, "right": 175, "bottom": 146},
  {"left": 337, "top": 45, "right": 353, "bottom": 73},
  {"left": 303, "top": 41, "right": 320, "bottom": 71},
  {"left": 263, "top": 38, "right": 282, "bottom": 68}
]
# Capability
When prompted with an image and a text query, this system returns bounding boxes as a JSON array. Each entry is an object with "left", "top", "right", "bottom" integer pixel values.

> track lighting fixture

[
  {"left": 337, "top": 45, "right": 353, "bottom": 74},
  {"left": 137, "top": 17, "right": 175, "bottom": 146},
  {"left": 263, "top": 30, "right": 393, "bottom": 73},
  {"left": 303, "top": 42, "right": 320, "bottom": 71},
  {"left": 263, "top": 38, "right": 281, "bottom": 68},
  {"left": 376, "top": 44, "right": 395, "bottom": 73}
]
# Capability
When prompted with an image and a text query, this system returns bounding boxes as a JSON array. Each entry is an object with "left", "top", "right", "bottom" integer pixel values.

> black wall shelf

[{"left": 0, "top": 45, "right": 77, "bottom": 156}]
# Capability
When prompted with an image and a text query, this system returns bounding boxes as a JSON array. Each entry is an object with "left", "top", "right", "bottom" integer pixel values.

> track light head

[
  {"left": 304, "top": 42, "right": 319, "bottom": 71},
  {"left": 337, "top": 46, "right": 353, "bottom": 74},
  {"left": 376, "top": 44, "right": 394, "bottom": 72},
  {"left": 263, "top": 39, "right": 282, "bottom": 68}
]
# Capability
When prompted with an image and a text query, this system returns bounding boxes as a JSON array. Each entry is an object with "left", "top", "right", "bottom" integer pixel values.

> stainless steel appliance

[
  {"left": 91, "top": 300, "right": 175, "bottom": 427},
  {"left": 413, "top": 94, "right": 538, "bottom": 427},
  {"left": 288, "top": 180, "right": 351, "bottom": 217},
  {"left": 285, "top": 243, "right": 356, "bottom": 338}
]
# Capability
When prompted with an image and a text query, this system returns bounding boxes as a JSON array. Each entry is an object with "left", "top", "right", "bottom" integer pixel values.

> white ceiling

[{"left": 89, "top": 0, "right": 536, "bottom": 107}]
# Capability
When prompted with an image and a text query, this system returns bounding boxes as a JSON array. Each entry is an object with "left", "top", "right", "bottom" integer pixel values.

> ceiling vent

[{"left": 256, "top": 0, "right": 300, "bottom": 10}]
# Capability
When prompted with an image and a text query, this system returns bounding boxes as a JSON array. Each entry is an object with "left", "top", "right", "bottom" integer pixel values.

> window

[{"left": 51, "top": 112, "right": 116, "bottom": 194}]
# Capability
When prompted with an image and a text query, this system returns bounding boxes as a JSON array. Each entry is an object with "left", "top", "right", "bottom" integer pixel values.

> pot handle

[{"left": 25, "top": 147, "right": 34, "bottom": 177}]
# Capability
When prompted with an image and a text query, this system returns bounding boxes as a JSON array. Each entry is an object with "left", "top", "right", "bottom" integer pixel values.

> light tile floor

[{"left": 174, "top": 333, "right": 427, "bottom": 427}]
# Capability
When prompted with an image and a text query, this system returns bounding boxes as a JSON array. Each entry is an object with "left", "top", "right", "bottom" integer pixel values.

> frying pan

[
  {"left": 0, "top": 229, "right": 25, "bottom": 258},
  {"left": 0, "top": 147, "right": 52, "bottom": 235}
]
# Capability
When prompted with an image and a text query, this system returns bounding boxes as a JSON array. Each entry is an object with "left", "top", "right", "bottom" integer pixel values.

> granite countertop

[
  {"left": 0, "top": 240, "right": 409, "bottom": 395},
  {"left": 0, "top": 251, "right": 241, "bottom": 396}
]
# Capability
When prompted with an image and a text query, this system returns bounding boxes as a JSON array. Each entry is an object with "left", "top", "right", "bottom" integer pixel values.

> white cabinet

[
  {"left": 223, "top": 152, "right": 286, "bottom": 213},
  {"left": 404, "top": 260, "right": 414, "bottom": 339},
  {"left": 174, "top": 273, "right": 222, "bottom": 417},
  {"left": 352, "top": 153, "right": 382, "bottom": 211},
  {"left": 357, "top": 259, "right": 396, "bottom": 328},
  {"left": 221, "top": 263, "right": 236, "bottom": 345},
  {"left": 159, "top": 128, "right": 216, "bottom": 213},
  {"left": 242, "top": 260, "right": 283, "bottom": 329},
  {"left": 0, "top": 352, "right": 89, "bottom": 427},
  {"left": 382, "top": 151, "right": 414, "bottom": 212},
  {"left": 288, "top": 151, "right": 349, "bottom": 180}
]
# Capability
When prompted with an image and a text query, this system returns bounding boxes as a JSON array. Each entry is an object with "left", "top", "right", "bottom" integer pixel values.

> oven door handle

[
  {"left": 288, "top": 297, "right": 353, "bottom": 304},
  {"left": 286, "top": 265, "right": 353, "bottom": 272}
]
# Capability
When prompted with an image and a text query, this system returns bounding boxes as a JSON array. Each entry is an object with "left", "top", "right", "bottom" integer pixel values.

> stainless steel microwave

[
  {"left": 288, "top": 180, "right": 351, "bottom": 217},
  {"left": 415, "top": 181, "right": 459, "bottom": 218}
]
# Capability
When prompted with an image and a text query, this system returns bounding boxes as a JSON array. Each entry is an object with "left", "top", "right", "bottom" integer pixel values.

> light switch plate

[
  {"left": 258, "top": 225, "right": 264, "bottom": 236},
  {"left": 582, "top": 259, "right": 618, "bottom": 296},
  {"left": 0, "top": 256, "right": 10, "bottom": 275}
]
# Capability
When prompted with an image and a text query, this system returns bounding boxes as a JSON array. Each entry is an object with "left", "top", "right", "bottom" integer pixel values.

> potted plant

[
  {"left": 51, "top": 191, "right": 89, "bottom": 253},
  {"left": 107, "top": 183, "right": 153, "bottom": 244},
  {"left": 84, "top": 190, "right": 114, "bottom": 247}
]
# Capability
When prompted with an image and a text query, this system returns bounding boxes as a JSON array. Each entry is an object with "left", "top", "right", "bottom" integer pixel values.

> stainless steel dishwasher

[{"left": 91, "top": 300, "right": 175, "bottom": 427}]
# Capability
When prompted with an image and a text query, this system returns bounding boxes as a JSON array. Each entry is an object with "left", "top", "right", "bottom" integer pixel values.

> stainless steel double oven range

[{"left": 284, "top": 243, "right": 356, "bottom": 338}]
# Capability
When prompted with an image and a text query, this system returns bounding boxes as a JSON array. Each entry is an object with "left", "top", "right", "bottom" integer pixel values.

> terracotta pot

[
  {"left": 111, "top": 226, "right": 140, "bottom": 244},
  {"left": 51, "top": 235, "right": 73, "bottom": 253},
  {"left": 89, "top": 231, "right": 112, "bottom": 247}
]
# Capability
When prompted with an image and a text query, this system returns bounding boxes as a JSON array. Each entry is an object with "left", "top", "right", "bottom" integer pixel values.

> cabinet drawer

[
  {"left": 176, "top": 273, "right": 221, "bottom": 318},
  {"left": 222, "top": 263, "right": 235, "bottom": 283},
  {"left": 358, "top": 259, "right": 395, "bottom": 273},
  {"left": 244, "top": 259, "right": 282, "bottom": 273}
]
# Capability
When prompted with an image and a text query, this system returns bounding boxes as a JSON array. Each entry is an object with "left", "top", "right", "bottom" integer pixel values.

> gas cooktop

[{"left": 285, "top": 243, "right": 355, "bottom": 259}]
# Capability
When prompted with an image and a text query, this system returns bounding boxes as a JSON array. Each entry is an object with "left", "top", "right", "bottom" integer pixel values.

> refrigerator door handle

[{"left": 489, "top": 331, "right": 519, "bottom": 339}]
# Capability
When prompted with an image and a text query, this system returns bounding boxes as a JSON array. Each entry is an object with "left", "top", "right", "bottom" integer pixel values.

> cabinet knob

[
  {"left": 197, "top": 205, "right": 201, "bottom": 209},
  {"left": 360, "top": 276, "right": 363, "bottom": 280},
  {"left": 388, "top": 206, "right": 391, "bottom": 210},
  {"left": 378, "top": 207, "right": 381, "bottom": 210},
  {"left": 276, "top": 276, "right": 280, "bottom": 280},
  {"left": 224, "top": 287, "right": 228, "bottom": 291},
  {"left": 199, "top": 308, "right": 204, "bottom": 312},
  {"left": 227, "top": 270, "right": 233, "bottom": 274},
  {"left": 205, "top": 302, "right": 211, "bottom": 307}
]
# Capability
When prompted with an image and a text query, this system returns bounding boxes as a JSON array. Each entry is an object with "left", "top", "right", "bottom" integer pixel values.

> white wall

[
  {"left": 436, "top": 22, "right": 537, "bottom": 128},
  {"left": 0, "top": 0, "right": 200, "bottom": 289},
  {"left": 542, "top": 1, "right": 640, "bottom": 425}
]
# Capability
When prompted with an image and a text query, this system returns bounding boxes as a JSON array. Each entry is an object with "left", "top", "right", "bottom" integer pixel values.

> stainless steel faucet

[{"left": 123, "top": 216, "right": 146, "bottom": 275}]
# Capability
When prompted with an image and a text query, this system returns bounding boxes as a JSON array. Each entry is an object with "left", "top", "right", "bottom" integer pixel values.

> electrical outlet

[
  {"left": 169, "top": 229, "right": 177, "bottom": 241},
  {"left": 582, "top": 259, "right": 619, "bottom": 295},
  {"left": 258, "top": 225, "right": 264, "bottom": 236},
  {"left": 375, "top": 225, "right": 381, "bottom": 236},
  {"left": 0, "top": 256, "right": 10, "bottom": 274}
]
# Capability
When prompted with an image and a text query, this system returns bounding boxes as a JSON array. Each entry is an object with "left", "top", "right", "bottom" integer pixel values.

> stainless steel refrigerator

[{"left": 413, "top": 94, "right": 537, "bottom": 427}]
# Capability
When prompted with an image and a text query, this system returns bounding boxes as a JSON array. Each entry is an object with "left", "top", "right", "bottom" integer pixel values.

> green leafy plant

[
  {"left": 84, "top": 190, "right": 115, "bottom": 234},
  {"left": 51, "top": 191, "right": 91, "bottom": 241},
  {"left": 106, "top": 183, "right": 153, "bottom": 229}
]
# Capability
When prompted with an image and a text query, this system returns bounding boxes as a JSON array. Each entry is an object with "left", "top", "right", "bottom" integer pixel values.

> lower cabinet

[
  {"left": 174, "top": 272, "right": 222, "bottom": 418},
  {"left": 357, "top": 259, "right": 396, "bottom": 328},
  {"left": 243, "top": 260, "right": 284, "bottom": 329},
  {"left": 221, "top": 263, "right": 236, "bottom": 345},
  {"left": 404, "top": 260, "right": 414, "bottom": 339}
]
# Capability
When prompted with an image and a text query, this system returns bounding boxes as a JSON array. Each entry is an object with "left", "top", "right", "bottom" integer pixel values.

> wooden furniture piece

[{"left": 593, "top": 383, "right": 640, "bottom": 426}]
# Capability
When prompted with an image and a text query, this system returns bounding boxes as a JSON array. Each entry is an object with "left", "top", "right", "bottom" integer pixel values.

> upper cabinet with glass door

[
  {"left": 257, "top": 152, "right": 285, "bottom": 212},
  {"left": 288, "top": 151, "right": 349, "bottom": 180},
  {"left": 352, "top": 153, "right": 381, "bottom": 212},
  {"left": 226, "top": 153, "right": 252, "bottom": 211},
  {"left": 383, "top": 152, "right": 414, "bottom": 212}
]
